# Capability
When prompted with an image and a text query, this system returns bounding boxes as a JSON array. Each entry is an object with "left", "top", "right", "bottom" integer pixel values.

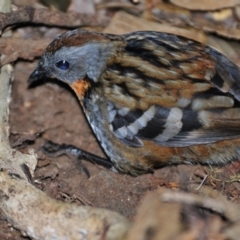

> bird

[{"left": 29, "top": 29, "right": 240, "bottom": 176}]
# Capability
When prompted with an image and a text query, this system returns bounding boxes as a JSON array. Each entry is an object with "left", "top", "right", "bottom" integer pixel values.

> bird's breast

[{"left": 70, "top": 79, "right": 91, "bottom": 100}]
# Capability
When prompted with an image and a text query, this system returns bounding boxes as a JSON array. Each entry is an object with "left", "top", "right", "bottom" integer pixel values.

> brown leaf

[
  {"left": 150, "top": 3, "right": 240, "bottom": 40},
  {"left": 0, "top": 6, "right": 107, "bottom": 33},
  {"left": 104, "top": 11, "right": 207, "bottom": 43},
  {"left": 0, "top": 38, "right": 51, "bottom": 65},
  {"left": 170, "top": 0, "right": 240, "bottom": 11},
  {"left": 68, "top": 0, "right": 95, "bottom": 14}
]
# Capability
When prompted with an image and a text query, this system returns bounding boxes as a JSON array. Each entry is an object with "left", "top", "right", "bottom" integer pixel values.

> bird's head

[{"left": 28, "top": 29, "right": 120, "bottom": 98}]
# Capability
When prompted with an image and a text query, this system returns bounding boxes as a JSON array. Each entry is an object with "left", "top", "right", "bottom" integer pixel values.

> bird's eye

[{"left": 55, "top": 60, "right": 69, "bottom": 70}]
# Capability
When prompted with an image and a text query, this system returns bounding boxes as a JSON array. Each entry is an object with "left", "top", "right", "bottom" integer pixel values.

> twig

[{"left": 0, "top": 5, "right": 109, "bottom": 34}]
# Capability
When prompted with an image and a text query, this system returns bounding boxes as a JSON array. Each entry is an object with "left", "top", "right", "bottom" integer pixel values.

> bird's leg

[{"left": 40, "top": 140, "right": 113, "bottom": 177}]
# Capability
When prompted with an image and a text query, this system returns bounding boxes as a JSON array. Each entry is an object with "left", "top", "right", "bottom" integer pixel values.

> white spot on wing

[
  {"left": 108, "top": 109, "right": 117, "bottom": 123},
  {"left": 127, "top": 125, "right": 138, "bottom": 135},
  {"left": 155, "top": 107, "right": 183, "bottom": 142},
  {"left": 118, "top": 107, "right": 129, "bottom": 116},
  {"left": 143, "top": 105, "right": 156, "bottom": 120},
  {"left": 192, "top": 96, "right": 234, "bottom": 111},
  {"left": 131, "top": 120, "right": 143, "bottom": 129},
  {"left": 135, "top": 105, "right": 156, "bottom": 128},
  {"left": 177, "top": 98, "right": 191, "bottom": 108},
  {"left": 113, "top": 106, "right": 156, "bottom": 141},
  {"left": 114, "top": 126, "right": 128, "bottom": 138},
  {"left": 136, "top": 115, "right": 148, "bottom": 128},
  {"left": 126, "top": 106, "right": 156, "bottom": 138}
]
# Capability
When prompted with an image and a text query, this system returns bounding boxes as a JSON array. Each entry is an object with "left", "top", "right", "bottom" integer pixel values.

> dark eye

[{"left": 55, "top": 60, "right": 69, "bottom": 70}]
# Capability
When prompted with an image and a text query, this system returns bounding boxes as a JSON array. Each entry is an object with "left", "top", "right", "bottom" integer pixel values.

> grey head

[{"left": 28, "top": 29, "right": 118, "bottom": 85}]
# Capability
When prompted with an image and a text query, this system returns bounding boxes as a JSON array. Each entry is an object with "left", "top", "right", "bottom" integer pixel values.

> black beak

[{"left": 28, "top": 66, "right": 47, "bottom": 85}]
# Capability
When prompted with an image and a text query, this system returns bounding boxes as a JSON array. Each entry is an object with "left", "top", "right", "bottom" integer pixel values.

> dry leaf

[
  {"left": 150, "top": 3, "right": 240, "bottom": 39},
  {"left": 104, "top": 11, "right": 207, "bottom": 43},
  {"left": 170, "top": 0, "right": 240, "bottom": 11}
]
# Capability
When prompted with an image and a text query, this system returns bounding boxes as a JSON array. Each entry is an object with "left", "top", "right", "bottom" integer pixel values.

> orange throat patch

[{"left": 70, "top": 79, "right": 91, "bottom": 100}]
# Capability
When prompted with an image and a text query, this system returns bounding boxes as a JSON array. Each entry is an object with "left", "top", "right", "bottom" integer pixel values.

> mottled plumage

[{"left": 29, "top": 29, "right": 240, "bottom": 175}]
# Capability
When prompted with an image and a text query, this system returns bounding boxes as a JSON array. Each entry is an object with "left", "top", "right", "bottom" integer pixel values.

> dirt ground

[{"left": 2, "top": 1, "right": 240, "bottom": 239}]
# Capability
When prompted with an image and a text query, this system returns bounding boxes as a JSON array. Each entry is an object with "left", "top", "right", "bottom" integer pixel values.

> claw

[{"left": 40, "top": 140, "right": 113, "bottom": 178}]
